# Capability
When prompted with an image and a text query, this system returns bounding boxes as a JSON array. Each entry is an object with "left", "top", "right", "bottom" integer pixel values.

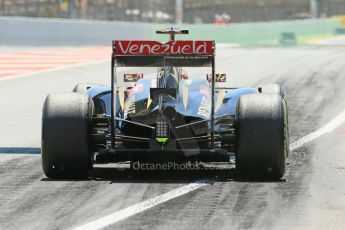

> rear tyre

[
  {"left": 258, "top": 84, "right": 286, "bottom": 100},
  {"left": 236, "top": 94, "right": 287, "bottom": 179},
  {"left": 73, "top": 82, "right": 105, "bottom": 93},
  {"left": 42, "top": 93, "right": 94, "bottom": 179}
]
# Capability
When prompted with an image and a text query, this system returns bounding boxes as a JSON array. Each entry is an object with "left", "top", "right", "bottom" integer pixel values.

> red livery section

[{"left": 114, "top": 40, "right": 214, "bottom": 56}]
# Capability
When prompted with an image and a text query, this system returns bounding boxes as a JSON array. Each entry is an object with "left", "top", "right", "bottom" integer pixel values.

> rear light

[
  {"left": 155, "top": 121, "right": 169, "bottom": 143},
  {"left": 156, "top": 121, "right": 169, "bottom": 137}
]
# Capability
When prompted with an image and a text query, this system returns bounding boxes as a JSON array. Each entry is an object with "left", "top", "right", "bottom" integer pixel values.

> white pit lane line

[
  {"left": 72, "top": 180, "right": 211, "bottom": 230},
  {"left": 289, "top": 108, "right": 345, "bottom": 151},
  {"left": 72, "top": 108, "right": 345, "bottom": 230}
]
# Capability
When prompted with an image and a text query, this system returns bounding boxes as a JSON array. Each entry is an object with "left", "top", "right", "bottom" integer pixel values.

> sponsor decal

[
  {"left": 115, "top": 40, "right": 213, "bottom": 56},
  {"left": 206, "top": 73, "right": 227, "bottom": 83},
  {"left": 124, "top": 73, "right": 143, "bottom": 82},
  {"left": 197, "top": 96, "right": 211, "bottom": 118},
  {"left": 130, "top": 161, "right": 221, "bottom": 171}
]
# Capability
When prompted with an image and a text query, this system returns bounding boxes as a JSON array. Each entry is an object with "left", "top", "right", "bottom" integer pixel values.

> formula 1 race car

[{"left": 41, "top": 28, "right": 289, "bottom": 179}]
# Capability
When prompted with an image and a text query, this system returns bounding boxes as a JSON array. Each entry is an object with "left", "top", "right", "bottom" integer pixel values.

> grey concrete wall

[{"left": 0, "top": 17, "right": 151, "bottom": 46}]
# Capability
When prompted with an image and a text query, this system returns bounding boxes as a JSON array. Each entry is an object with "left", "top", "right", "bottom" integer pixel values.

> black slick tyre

[
  {"left": 42, "top": 93, "right": 94, "bottom": 179},
  {"left": 236, "top": 94, "right": 287, "bottom": 179}
]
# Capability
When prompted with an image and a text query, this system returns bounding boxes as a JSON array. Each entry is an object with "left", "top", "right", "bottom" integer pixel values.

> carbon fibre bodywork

[
  {"left": 87, "top": 79, "right": 259, "bottom": 162},
  {"left": 88, "top": 81, "right": 259, "bottom": 131}
]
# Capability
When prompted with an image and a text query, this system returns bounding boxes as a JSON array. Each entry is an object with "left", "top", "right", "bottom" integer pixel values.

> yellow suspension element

[
  {"left": 182, "top": 85, "right": 189, "bottom": 110},
  {"left": 119, "top": 87, "right": 125, "bottom": 111},
  {"left": 147, "top": 79, "right": 156, "bottom": 109},
  {"left": 215, "top": 89, "right": 226, "bottom": 112},
  {"left": 151, "top": 78, "right": 157, "bottom": 88},
  {"left": 147, "top": 95, "right": 152, "bottom": 109}
]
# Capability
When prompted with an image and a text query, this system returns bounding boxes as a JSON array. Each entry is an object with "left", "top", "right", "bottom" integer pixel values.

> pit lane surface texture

[{"left": 1, "top": 46, "right": 345, "bottom": 230}]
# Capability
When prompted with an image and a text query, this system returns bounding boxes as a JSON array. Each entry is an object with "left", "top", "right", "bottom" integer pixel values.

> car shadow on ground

[
  {"left": 41, "top": 163, "right": 285, "bottom": 183},
  {"left": 0, "top": 147, "right": 41, "bottom": 154},
  {"left": 94, "top": 164, "right": 236, "bottom": 184},
  {"left": 0, "top": 148, "right": 285, "bottom": 183},
  {"left": 94, "top": 162, "right": 286, "bottom": 183}
]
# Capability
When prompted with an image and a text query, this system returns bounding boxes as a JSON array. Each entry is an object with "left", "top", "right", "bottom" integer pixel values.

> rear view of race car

[{"left": 41, "top": 28, "right": 289, "bottom": 180}]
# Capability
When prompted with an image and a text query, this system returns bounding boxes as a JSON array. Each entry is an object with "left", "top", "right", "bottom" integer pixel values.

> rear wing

[{"left": 112, "top": 40, "right": 215, "bottom": 67}]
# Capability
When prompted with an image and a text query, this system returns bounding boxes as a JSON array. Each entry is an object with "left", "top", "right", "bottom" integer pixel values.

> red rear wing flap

[{"left": 113, "top": 40, "right": 214, "bottom": 67}]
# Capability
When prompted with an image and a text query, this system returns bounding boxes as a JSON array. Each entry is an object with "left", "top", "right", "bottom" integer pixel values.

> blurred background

[
  {"left": 1, "top": 0, "right": 345, "bottom": 24},
  {"left": 1, "top": 0, "right": 345, "bottom": 46}
]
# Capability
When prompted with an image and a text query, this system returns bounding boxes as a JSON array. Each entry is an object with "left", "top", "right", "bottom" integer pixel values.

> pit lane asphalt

[{"left": 1, "top": 46, "right": 345, "bottom": 230}]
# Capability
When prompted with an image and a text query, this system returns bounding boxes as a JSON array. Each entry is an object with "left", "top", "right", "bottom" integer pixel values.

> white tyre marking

[{"left": 72, "top": 180, "right": 210, "bottom": 230}]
